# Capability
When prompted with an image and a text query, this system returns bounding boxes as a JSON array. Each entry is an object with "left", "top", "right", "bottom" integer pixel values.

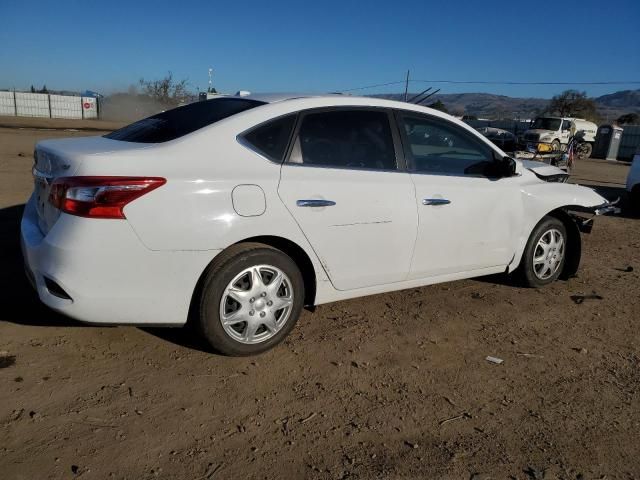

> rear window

[{"left": 104, "top": 98, "right": 265, "bottom": 143}]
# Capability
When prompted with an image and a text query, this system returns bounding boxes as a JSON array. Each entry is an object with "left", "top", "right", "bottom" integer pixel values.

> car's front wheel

[
  {"left": 519, "top": 216, "right": 567, "bottom": 287},
  {"left": 198, "top": 243, "right": 304, "bottom": 356}
]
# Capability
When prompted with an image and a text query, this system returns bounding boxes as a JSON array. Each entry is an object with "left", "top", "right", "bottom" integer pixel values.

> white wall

[
  {"left": 0, "top": 91, "right": 100, "bottom": 119},
  {"left": 50, "top": 94, "right": 82, "bottom": 119},
  {"left": 0, "top": 91, "right": 15, "bottom": 116},
  {"left": 15, "top": 92, "right": 50, "bottom": 117},
  {"left": 81, "top": 97, "right": 98, "bottom": 119}
]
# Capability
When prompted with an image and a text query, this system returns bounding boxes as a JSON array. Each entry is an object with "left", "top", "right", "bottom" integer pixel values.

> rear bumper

[{"left": 21, "top": 194, "right": 219, "bottom": 325}]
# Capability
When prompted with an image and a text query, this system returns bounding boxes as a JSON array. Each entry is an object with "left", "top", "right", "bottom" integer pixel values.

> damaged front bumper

[
  {"left": 591, "top": 199, "right": 622, "bottom": 216},
  {"left": 567, "top": 198, "right": 621, "bottom": 233}
]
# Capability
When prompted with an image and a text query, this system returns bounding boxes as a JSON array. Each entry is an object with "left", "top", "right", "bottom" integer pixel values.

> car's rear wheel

[
  {"left": 518, "top": 216, "right": 567, "bottom": 287},
  {"left": 198, "top": 243, "right": 304, "bottom": 356}
]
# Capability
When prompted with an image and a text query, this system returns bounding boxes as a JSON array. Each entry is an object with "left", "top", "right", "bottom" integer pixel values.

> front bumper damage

[{"left": 566, "top": 198, "right": 621, "bottom": 233}]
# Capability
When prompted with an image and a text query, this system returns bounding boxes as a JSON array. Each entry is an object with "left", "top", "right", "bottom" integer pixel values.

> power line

[
  {"left": 340, "top": 80, "right": 407, "bottom": 92},
  {"left": 411, "top": 79, "right": 640, "bottom": 86},
  {"left": 340, "top": 78, "right": 640, "bottom": 92}
]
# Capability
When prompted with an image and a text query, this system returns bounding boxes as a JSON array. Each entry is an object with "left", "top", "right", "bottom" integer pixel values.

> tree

[
  {"left": 39, "top": 85, "right": 48, "bottom": 93},
  {"left": 617, "top": 112, "right": 640, "bottom": 125},
  {"left": 546, "top": 90, "right": 598, "bottom": 121},
  {"left": 427, "top": 99, "right": 448, "bottom": 113},
  {"left": 138, "top": 72, "right": 191, "bottom": 106},
  {"left": 30, "top": 85, "right": 35, "bottom": 93}
]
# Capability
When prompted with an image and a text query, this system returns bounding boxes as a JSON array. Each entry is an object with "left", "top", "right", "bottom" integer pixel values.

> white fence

[{"left": 0, "top": 91, "right": 98, "bottom": 119}]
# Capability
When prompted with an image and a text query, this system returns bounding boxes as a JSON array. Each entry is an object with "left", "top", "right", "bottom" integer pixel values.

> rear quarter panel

[{"left": 74, "top": 114, "right": 329, "bottom": 284}]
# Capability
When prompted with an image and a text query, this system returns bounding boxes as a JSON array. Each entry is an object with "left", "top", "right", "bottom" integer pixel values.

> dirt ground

[{"left": 0, "top": 117, "right": 639, "bottom": 480}]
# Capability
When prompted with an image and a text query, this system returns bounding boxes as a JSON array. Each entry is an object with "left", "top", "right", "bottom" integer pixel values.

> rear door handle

[
  {"left": 296, "top": 199, "right": 336, "bottom": 207},
  {"left": 422, "top": 198, "right": 451, "bottom": 206}
]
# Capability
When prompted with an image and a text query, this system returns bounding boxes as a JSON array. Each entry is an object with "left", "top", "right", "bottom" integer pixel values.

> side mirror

[
  {"left": 500, "top": 156, "right": 516, "bottom": 177},
  {"left": 487, "top": 154, "right": 516, "bottom": 178}
]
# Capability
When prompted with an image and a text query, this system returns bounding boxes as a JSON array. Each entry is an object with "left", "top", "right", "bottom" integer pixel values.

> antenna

[
  {"left": 417, "top": 88, "right": 440, "bottom": 104},
  {"left": 403, "top": 70, "right": 410, "bottom": 102},
  {"left": 407, "top": 87, "right": 432, "bottom": 104}
]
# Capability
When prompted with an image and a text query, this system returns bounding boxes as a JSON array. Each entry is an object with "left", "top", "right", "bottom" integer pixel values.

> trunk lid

[{"left": 32, "top": 136, "right": 150, "bottom": 234}]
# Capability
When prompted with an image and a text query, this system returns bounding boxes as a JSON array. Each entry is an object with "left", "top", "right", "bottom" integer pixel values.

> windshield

[
  {"left": 104, "top": 98, "right": 265, "bottom": 143},
  {"left": 531, "top": 117, "right": 561, "bottom": 131}
]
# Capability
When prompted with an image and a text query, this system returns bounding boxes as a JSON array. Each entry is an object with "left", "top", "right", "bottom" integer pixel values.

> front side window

[
  {"left": 289, "top": 110, "right": 397, "bottom": 170},
  {"left": 399, "top": 113, "right": 494, "bottom": 176},
  {"left": 242, "top": 115, "right": 296, "bottom": 162}
]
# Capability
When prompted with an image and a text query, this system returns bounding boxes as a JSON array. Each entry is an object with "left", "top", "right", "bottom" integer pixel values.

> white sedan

[{"left": 21, "top": 94, "right": 618, "bottom": 355}]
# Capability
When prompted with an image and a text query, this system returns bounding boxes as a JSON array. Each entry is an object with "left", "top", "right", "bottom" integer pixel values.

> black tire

[
  {"left": 198, "top": 242, "right": 304, "bottom": 356},
  {"left": 578, "top": 142, "right": 592, "bottom": 160},
  {"left": 551, "top": 139, "right": 561, "bottom": 152},
  {"left": 518, "top": 216, "right": 567, "bottom": 288}
]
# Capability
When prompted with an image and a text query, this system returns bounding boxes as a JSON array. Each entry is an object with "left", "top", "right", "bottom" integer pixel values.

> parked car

[
  {"left": 521, "top": 116, "right": 597, "bottom": 155},
  {"left": 22, "top": 94, "right": 618, "bottom": 355},
  {"left": 627, "top": 148, "right": 640, "bottom": 210},
  {"left": 476, "top": 126, "right": 517, "bottom": 152}
]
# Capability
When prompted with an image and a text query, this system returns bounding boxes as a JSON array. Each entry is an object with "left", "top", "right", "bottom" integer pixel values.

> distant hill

[
  {"left": 596, "top": 89, "right": 640, "bottom": 109},
  {"left": 373, "top": 89, "right": 640, "bottom": 120}
]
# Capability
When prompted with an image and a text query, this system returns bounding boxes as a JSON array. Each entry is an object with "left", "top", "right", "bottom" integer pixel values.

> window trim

[
  {"left": 282, "top": 106, "right": 407, "bottom": 172},
  {"left": 237, "top": 113, "right": 299, "bottom": 164},
  {"left": 394, "top": 109, "right": 497, "bottom": 178}
]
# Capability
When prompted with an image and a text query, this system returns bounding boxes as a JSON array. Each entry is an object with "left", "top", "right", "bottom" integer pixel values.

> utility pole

[{"left": 403, "top": 70, "right": 410, "bottom": 102}]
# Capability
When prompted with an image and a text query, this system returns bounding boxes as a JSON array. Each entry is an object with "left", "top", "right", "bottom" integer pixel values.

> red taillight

[{"left": 49, "top": 176, "right": 166, "bottom": 219}]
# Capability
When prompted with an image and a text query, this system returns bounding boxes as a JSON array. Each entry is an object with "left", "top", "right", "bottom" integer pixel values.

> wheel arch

[
  {"left": 187, "top": 236, "right": 318, "bottom": 325},
  {"left": 510, "top": 207, "right": 582, "bottom": 280},
  {"left": 545, "top": 208, "right": 582, "bottom": 279},
  {"left": 234, "top": 235, "right": 317, "bottom": 307}
]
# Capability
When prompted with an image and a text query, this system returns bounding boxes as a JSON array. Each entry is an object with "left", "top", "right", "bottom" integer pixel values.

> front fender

[
  {"left": 521, "top": 182, "right": 608, "bottom": 216},
  {"left": 508, "top": 183, "right": 612, "bottom": 273}
]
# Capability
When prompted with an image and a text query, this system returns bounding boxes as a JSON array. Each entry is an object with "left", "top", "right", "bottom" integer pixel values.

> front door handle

[
  {"left": 296, "top": 199, "right": 336, "bottom": 207},
  {"left": 422, "top": 198, "right": 451, "bottom": 206}
]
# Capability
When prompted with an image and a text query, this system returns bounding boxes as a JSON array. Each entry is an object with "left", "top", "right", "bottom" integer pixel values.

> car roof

[
  {"left": 234, "top": 92, "right": 447, "bottom": 115},
  {"left": 237, "top": 92, "right": 346, "bottom": 103}
]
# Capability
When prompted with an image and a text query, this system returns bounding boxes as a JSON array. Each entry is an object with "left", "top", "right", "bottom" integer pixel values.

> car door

[
  {"left": 395, "top": 110, "right": 523, "bottom": 280},
  {"left": 278, "top": 108, "right": 417, "bottom": 291}
]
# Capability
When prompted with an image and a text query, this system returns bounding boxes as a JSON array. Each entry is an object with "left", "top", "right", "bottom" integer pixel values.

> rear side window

[
  {"left": 241, "top": 115, "right": 296, "bottom": 162},
  {"left": 104, "top": 98, "right": 265, "bottom": 143},
  {"left": 289, "top": 110, "right": 397, "bottom": 170}
]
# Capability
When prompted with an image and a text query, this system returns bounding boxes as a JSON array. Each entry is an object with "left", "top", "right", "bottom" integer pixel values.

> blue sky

[{"left": 1, "top": 0, "right": 639, "bottom": 98}]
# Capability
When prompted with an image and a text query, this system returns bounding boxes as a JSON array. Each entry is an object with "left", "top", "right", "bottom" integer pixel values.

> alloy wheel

[
  {"left": 532, "top": 228, "right": 565, "bottom": 280},
  {"left": 219, "top": 265, "right": 294, "bottom": 344}
]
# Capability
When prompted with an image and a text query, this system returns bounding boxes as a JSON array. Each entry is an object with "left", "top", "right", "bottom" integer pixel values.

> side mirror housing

[
  {"left": 487, "top": 154, "right": 516, "bottom": 178},
  {"left": 500, "top": 157, "right": 516, "bottom": 177}
]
